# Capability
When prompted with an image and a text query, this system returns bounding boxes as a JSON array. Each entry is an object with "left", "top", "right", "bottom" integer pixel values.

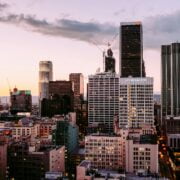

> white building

[
  {"left": 119, "top": 77, "right": 154, "bottom": 128},
  {"left": 88, "top": 73, "right": 119, "bottom": 131},
  {"left": 126, "top": 134, "right": 158, "bottom": 175},
  {"left": 12, "top": 123, "right": 40, "bottom": 141},
  {"left": 39, "top": 61, "right": 53, "bottom": 100}
]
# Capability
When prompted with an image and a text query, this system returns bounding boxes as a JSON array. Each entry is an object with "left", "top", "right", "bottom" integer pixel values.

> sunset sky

[{"left": 1, "top": 0, "right": 180, "bottom": 95}]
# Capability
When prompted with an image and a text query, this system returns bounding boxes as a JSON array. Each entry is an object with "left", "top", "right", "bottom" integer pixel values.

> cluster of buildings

[
  {"left": 0, "top": 20, "right": 179, "bottom": 180},
  {"left": 161, "top": 43, "right": 180, "bottom": 178}
]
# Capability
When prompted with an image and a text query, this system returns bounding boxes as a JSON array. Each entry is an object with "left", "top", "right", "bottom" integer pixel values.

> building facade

[
  {"left": 8, "top": 143, "right": 65, "bottom": 180},
  {"left": 126, "top": 135, "right": 158, "bottom": 175},
  {"left": 85, "top": 134, "right": 125, "bottom": 170},
  {"left": 10, "top": 88, "right": 32, "bottom": 115},
  {"left": 105, "top": 48, "right": 116, "bottom": 73},
  {"left": 88, "top": 73, "right": 119, "bottom": 132},
  {"left": 119, "top": 77, "right": 154, "bottom": 128},
  {"left": 0, "top": 136, "right": 7, "bottom": 180},
  {"left": 39, "top": 61, "right": 53, "bottom": 100},
  {"left": 69, "top": 73, "right": 84, "bottom": 110},
  {"left": 161, "top": 43, "right": 180, "bottom": 117},
  {"left": 41, "top": 81, "right": 74, "bottom": 117},
  {"left": 120, "top": 22, "right": 145, "bottom": 77}
]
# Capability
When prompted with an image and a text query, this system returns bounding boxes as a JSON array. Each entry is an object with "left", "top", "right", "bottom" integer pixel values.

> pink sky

[{"left": 1, "top": 0, "right": 180, "bottom": 95}]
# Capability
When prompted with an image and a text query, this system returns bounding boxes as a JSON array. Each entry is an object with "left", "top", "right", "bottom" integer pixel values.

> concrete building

[
  {"left": 166, "top": 116, "right": 180, "bottom": 149},
  {"left": 88, "top": 73, "right": 119, "bottom": 131},
  {"left": 119, "top": 77, "right": 154, "bottom": 128},
  {"left": 39, "top": 61, "right": 53, "bottom": 100},
  {"left": 12, "top": 122, "right": 40, "bottom": 141},
  {"left": 39, "top": 120, "right": 55, "bottom": 137},
  {"left": 120, "top": 22, "right": 145, "bottom": 77},
  {"left": 126, "top": 134, "right": 158, "bottom": 175},
  {"left": 85, "top": 134, "right": 126, "bottom": 170},
  {"left": 10, "top": 87, "right": 32, "bottom": 115},
  {"left": 76, "top": 160, "right": 92, "bottom": 180},
  {"left": 8, "top": 142, "right": 65, "bottom": 180}
]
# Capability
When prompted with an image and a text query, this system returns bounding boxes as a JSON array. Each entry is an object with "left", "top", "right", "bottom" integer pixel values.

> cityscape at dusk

[
  {"left": 0, "top": 0, "right": 180, "bottom": 180},
  {"left": 1, "top": 0, "right": 180, "bottom": 95}
]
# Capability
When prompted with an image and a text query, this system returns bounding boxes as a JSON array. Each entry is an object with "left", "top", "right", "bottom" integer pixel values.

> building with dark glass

[
  {"left": 161, "top": 43, "right": 180, "bottom": 117},
  {"left": 161, "top": 45, "right": 171, "bottom": 117},
  {"left": 105, "top": 48, "right": 116, "bottom": 73},
  {"left": 120, "top": 22, "right": 145, "bottom": 77},
  {"left": 41, "top": 81, "right": 74, "bottom": 117},
  {"left": 10, "top": 87, "right": 32, "bottom": 115}
]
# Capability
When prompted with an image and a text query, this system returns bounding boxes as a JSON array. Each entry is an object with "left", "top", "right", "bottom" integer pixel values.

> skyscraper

[
  {"left": 161, "top": 45, "right": 171, "bottom": 117},
  {"left": 120, "top": 22, "right": 145, "bottom": 77},
  {"left": 161, "top": 43, "right": 180, "bottom": 117},
  {"left": 105, "top": 48, "right": 116, "bottom": 73},
  {"left": 119, "top": 77, "right": 154, "bottom": 128},
  {"left": 39, "top": 61, "right": 53, "bottom": 101}
]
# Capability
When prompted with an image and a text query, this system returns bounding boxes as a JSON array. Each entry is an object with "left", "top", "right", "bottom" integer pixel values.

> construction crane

[
  {"left": 6, "top": 78, "right": 12, "bottom": 95},
  {"left": 88, "top": 32, "right": 119, "bottom": 72}
]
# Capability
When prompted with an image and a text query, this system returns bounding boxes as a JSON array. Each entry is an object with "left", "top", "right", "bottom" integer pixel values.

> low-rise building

[
  {"left": 8, "top": 142, "right": 65, "bottom": 180},
  {"left": 126, "top": 134, "right": 158, "bottom": 175},
  {"left": 85, "top": 134, "right": 125, "bottom": 171}
]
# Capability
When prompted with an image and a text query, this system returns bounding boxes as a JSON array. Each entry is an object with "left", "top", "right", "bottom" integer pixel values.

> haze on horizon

[{"left": 1, "top": 0, "right": 180, "bottom": 96}]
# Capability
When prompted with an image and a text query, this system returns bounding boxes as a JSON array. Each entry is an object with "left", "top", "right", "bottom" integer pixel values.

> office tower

[
  {"left": 39, "top": 61, "right": 53, "bottom": 100},
  {"left": 88, "top": 73, "right": 119, "bottom": 132},
  {"left": 10, "top": 87, "right": 32, "bottom": 115},
  {"left": 105, "top": 48, "right": 116, "bottom": 73},
  {"left": 41, "top": 80, "right": 74, "bottom": 117},
  {"left": 69, "top": 73, "right": 84, "bottom": 110},
  {"left": 161, "top": 43, "right": 180, "bottom": 117},
  {"left": 119, "top": 77, "right": 154, "bottom": 128},
  {"left": 120, "top": 22, "right": 145, "bottom": 77}
]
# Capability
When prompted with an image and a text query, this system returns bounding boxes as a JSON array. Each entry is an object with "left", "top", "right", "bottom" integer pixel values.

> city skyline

[{"left": 1, "top": 0, "right": 180, "bottom": 95}]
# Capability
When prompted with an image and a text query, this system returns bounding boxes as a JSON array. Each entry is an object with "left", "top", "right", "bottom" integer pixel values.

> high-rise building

[
  {"left": 88, "top": 73, "right": 119, "bottom": 131},
  {"left": 10, "top": 87, "right": 32, "bottom": 115},
  {"left": 41, "top": 80, "right": 74, "bottom": 117},
  {"left": 120, "top": 22, "right": 145, "bottom": 77},
  {"left": 161, "top": 43, "right": 180, "bottom": 117},
  {"left": 39, "top": 61, "right": 53, "bottom": 100},
  {"left": 69, "top": 73, "right": 84, "bottom": 110},
  {"left": 105, "top": 48, "right": 116, "bottom": 73},
  {"left": 119, "top": 77, "right": 154, "bottom": 128}
]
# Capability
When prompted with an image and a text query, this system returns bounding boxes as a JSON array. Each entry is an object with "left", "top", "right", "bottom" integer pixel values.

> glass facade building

[
  {"left": 161, "top": 43, "right": 180, "bottom": 117},
  {"left": 120, "top": 22, "right": 145, "bottom": 77}
]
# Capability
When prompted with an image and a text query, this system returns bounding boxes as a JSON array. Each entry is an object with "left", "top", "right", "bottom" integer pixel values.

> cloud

[
  {"left": 0, "top": 2, "right": 9, "bottom": 10},
  {"left": 0, "top": 10, "right": 180, "bottom": 50},
  {"left": 0, "top": 13, "right": 117, "bottom": 46},
  {"left": 143, "top": 11, "right": 180, "bottom": 49}
]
